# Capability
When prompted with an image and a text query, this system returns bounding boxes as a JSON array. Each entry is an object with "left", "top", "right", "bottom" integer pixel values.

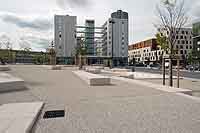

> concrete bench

[
  {"left": 51, "top": 65, "right": 62, "bottom": 70},
  {"left": 0, "top": 66, "right": 11, "bottom": 71},
  {"left": 0, "top": 102, "right": 44, "bottom": 133},
  {"left": 116, "top": 72, "right": 134, "bottom": 79},
  {"left": 43, "top": 65, "right": 62, "bottom": 70},
  {"left": 73, "top": 71, "right": 111, "bottom": 86},
  {"left": 111, "top": 68, "right": 131, "bottom": 72},
  {"left": 85, "top": 68, "right": 101, "bottom": 74},
  {"left": 0, "top": 73, "right": 25, "bottom": 92}
]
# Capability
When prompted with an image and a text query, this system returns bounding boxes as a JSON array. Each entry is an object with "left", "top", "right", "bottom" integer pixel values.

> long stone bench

[
  {"left": 111, "top": 68, "right": 131, "bottom": 72},
  {"left": 0, "top": 102, "right": 44, "bottom": 133},
  {"left": 0, "top": 73, "right": 25, "bottom": 92},
  {"left": 85, "top": 68, "right": 101, "bottom": 74},
  {"left": 42, "top": 65, "right": 62, "bottom": 70},
  {"left": 73, "top": 71, "right": 111, "bottom": 86},
  {"left": 0, "top": 66, "right": 11, "bottom": 71},
  {"left": 117, "top": 72, "right": 134, "bottom": 79}
]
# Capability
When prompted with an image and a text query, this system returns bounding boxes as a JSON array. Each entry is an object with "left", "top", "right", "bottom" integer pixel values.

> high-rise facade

[
  {"left": 85, "top": 20, "right": 95, "bottom": 55},
  {"left": 54, "top": 15, "right": 77, "bottom": 57},
  {"left": 102, "top": 10, "right": 129, "bottom": 66}
]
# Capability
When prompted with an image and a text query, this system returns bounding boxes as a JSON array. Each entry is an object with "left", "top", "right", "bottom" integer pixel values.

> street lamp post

[{"left": 109, "top": 20, "right": 115, "bottom": 68}]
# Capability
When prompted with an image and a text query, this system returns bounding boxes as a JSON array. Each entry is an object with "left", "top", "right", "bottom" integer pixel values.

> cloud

[
  {"left": 56, "top": 0, "right": 90, "bottom": 9},
  {"left": 19, "top": 35, "right": 50, "bottom": 51},
  {"left": 0, "top": 12, "right": 52, "bottom": 31}
]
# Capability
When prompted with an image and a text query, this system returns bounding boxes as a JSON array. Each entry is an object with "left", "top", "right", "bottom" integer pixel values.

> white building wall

[
  {"left": 55, "top": 15, "right": 77, "bottom": 57},
  {"left": 102, "top": 18, "right": 128, "bottom": 58}
]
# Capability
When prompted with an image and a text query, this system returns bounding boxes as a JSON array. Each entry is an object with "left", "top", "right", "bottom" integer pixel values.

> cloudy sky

[{"left": 0, "top": 0, "right": 200, "bottom": 51}]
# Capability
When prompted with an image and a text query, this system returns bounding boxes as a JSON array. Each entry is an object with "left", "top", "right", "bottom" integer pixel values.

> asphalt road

[{"left": 135, "top": 67, "right": 200, "bottom": 79}]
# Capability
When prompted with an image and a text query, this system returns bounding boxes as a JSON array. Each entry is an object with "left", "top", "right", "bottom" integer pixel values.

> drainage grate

[{"left": 43, "top": 110, "right": 65, "bottom": 119}]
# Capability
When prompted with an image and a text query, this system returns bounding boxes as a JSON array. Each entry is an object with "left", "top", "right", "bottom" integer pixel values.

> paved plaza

[{"left": 1, "top": 65, "right": 200, "bottom": 133}]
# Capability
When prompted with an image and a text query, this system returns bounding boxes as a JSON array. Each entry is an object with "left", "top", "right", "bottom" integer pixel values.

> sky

[{"left": 0, "top": 0, "right": 200, "bottom": 51}]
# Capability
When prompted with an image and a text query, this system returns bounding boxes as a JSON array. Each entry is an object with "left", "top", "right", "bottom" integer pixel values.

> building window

[
  {"left": 180, "top": 36, "right": 183, "bottom": 39},
  {"left": 185, "top": 50, "right": 187, "bottom": 54},
  {"left": 180, "top": 45, "right": 183, "bottom": 49},
  {"left": 185, "top": 36, "right": 187, "bottom": 39},
  {"left": 186, "top": 31, "right": 188, "bottom": 34},
  {"left": 186, "top": 41, "right": 188, "bottom": 44},
  {"left": 186, "top": 45, "right": 188, "bottom": 49},
  {"left": 180, "top": 50, "right": 183, "bottom": 54},
  {"left": 182, "top": 31, "right": 185, "bottom": 34},
  {"left": 176, "top": 45, "right": 179, "bottom": 49},
  {"left": 182, "top": 40, "right": 185, "bottom": 44},
  {"left": 176, "top": 36, "right": 179, "bottom": 39},
  {"left": 177, "top": 40, "right": 180, "bottom": 44},
  {"left": 190, "top": 45, "right": 192, "bottom": 49}
]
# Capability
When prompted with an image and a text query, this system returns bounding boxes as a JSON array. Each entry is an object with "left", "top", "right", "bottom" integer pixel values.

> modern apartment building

[
  {"left": 162, "top": 28, "right": 193, "bottom": 58},
  {"left": 94, "top": 40, "right": 103, "bottom": 56},
  {"left": 54, "top": 15, "right": 77, "bottom": 58},
  {"left": 85, "top": 20, "right": 95, "bottom": 55},
  {"left": 102, "top": 10, "right": 129, "bottom": 66},
  {"left": 129, "top": 28, "right": 193, "bottom": 64},
  {"left": 129, "top": 38, "right": 160, "bottom": 64},
  {"left": 193, "top": 22, "right": 200, "bottom": 53}
]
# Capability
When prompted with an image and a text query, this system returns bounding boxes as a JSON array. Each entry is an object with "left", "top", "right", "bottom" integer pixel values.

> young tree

[
  {"left": 75, "top": 38, "right": 87, "bottom": 69},
  {"left": 155, "top": 0, "right": 188, "bottom": 86}
]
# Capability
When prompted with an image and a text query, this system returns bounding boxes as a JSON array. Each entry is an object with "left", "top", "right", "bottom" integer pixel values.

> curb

[{"left": 111, "top": 76, "right": 192, "bottom": 94}]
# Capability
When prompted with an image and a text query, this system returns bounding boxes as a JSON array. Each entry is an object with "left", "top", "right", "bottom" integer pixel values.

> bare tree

[{"left": 155, "top": 0, "right": 188, "bottom": 87}]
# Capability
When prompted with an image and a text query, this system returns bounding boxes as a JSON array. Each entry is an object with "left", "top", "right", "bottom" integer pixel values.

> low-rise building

[
  {"left": 129, "top": 28, "right": 193, "bottom": 65},
  {"left": 129, "top": 38, "right": 161, "bottom": 64}
]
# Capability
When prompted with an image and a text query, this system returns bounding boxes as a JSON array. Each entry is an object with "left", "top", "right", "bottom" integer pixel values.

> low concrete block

[
  {"left": 42, "top": 65, "right": 62, "bottom": 70},
  {"left": 51, "top": 65, "right": 62, "bottom": 70},
  {"left": 111, "top": 68, "right": 131, "bottom": 72},
  {"left": 73, "top": 70, "right": 111, "bottom": 86},
  {"left": 0, "top": 73, "right": 25, "bottom": 92},
  {"left": 0, "top": 66, "right": 11, "bottom": 71},
  {"left": 85, "top": 68, "right": 101, "bottom": 74},
  {"left": 0, "top": 102, "right": 44, "bottom": 133},
  {"left": 117, "top": 72, "right": 134, "bottom": 79}
]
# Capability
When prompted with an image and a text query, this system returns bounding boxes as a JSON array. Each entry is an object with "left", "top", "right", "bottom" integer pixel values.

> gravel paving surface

[{"left": 1, "top": 65, "right": 200, "bottom": 133}]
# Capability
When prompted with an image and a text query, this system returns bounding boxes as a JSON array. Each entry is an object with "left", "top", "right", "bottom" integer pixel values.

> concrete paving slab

[
  {"left": 0, "top": 102, "right": 44, "bottom": 133},
  {"left": 0, "top": 73, "right": 25, "bottom": 92}
]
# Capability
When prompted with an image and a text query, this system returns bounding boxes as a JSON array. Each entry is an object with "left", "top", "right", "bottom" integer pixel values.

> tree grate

[{"left": 43, "top": 110, "right": 65, "bottom": 119}]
